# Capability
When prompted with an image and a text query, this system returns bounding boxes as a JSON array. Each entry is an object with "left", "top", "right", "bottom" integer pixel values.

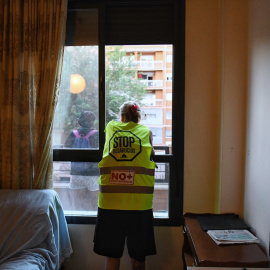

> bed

[{"left": 0, "top": 189, "right": 73, "bottom": 270}]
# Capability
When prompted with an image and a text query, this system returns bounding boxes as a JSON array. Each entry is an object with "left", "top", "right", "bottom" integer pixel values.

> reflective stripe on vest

[
  {"left": 99, "top": 166, "right": 155, "bottom": 176},
  {"left": 99, "top": 185, "right": 154, "bottom": 194}
]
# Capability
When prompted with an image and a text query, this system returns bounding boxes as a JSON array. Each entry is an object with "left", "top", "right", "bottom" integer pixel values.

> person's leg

[
  {"left": 127, "top": 210, "right": 156, "bottom": 270},
  {"left": 105, "top": 257, "right": 120, "bottom": 270},
  {"left": 94, "top": 209, "right": 127, "bottom": 269},
  {"left": 130, "top": 258, "right": 145, "bottom": 270}
]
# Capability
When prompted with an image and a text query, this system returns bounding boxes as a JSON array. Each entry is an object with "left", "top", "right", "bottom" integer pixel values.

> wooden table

[{"left": 182, "top": 213, "right": 270, "bottom": 269}]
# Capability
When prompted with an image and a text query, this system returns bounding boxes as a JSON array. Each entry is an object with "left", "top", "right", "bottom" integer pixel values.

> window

[
  {"left": 53, "top": 0, "right": 185, "bottom": 226},
  {"left": 141, "top": 55, "right": 154, "bottom": 61},
  {"left": 142, "top": 93, "right": 156, "bottom": 106},
  {"left": 140, "top": 108, "right": 163, "bottom": 125},
  {"left": 141, "top": 72, "right": 155, "bottom": 87},
  {"left": 150, "top": 128, "right": 163, "bottom": 144},
  {"left": 166, "top": 111, "right": 172, "bottom": 119},
  {"left": 166, "top": 93, "right": 172, "bottom": 100},
  {"left": 167, "top": 54, "right": 173, "bottom": 62},
  {"left": 146, "top": 113, "right": 157, "bottom": 119},
  {"left": 166, "top": 73, "right": 173, "bottom": 81},
  {"left": 142, "top": 72, "right": 154, "bottom": 80},
  {"left": 166, "top": 130, "right": 172, "bottom": 138}
]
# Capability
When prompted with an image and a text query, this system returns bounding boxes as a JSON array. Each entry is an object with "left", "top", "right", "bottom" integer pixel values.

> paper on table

[{"left": 207, "top": 229, "right": 260, "bottom": 245}]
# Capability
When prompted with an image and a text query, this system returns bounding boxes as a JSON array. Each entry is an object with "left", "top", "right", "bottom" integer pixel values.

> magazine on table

[{"left": 207, "top": 229, "right": 260, "bottom": 245}]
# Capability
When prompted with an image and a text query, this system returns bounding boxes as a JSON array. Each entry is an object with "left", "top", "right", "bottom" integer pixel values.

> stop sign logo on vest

[{"left": 109, "top": 130, "right": 142, "bottom": 161}]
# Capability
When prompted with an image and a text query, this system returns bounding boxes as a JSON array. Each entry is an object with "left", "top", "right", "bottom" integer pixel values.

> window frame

[{"left": 53, "top": 0, "right": 185, "bottom": 226}]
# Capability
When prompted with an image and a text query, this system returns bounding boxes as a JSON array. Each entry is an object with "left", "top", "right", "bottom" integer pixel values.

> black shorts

[{"left": 93, "top": 208, "right": 156, "bottom": 262}]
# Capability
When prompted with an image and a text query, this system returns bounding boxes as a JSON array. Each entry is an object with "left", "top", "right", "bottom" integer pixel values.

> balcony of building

[
  {"left": 140, "top": 79, "right": 163, "bottom": 89},
  {"left": 134, "top": 60, "right": 163, "bottom": 70}
]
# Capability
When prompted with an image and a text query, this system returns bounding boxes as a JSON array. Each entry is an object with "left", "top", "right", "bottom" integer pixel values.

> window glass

[
  {"left": 52, "top": 1, "right": 185, "bottom": 225},
  {"left": 153, "top": 163, "right": 169, "bottom": 218},
  {"left": 105, "top": 45, "right": 173, "bottom": 153},
  {"left": 53, "top": 46, "right": 99, "bottom": 149},
  {"left": 53, "top": 161, "right": 99, "bottom": 214},
  {"left": 52, "top": 9, "right": 100, "bottom": 217},
  {"left": 166, "top": 54, "right": 172, "bottom": 62},
  {"left": 166, "top": 111, "right": 172, "bottom": 119},
  {"left": 166, "top": 129, "right": 172, "bottom": 138},
  {"left": 142, "top": 93, "right": 156, "bottom": 106},
  {"left": 166, "top": 93, "right": 172, "bottom": 100},
  {"left": 53, "top": 44, "right": 173, "bottom": 218},
  {"left": 53, "top": 161, "right": 169, "bottom": 217},
  {"left": 166, "top": 73, "right": 172, "bottom": 81}
]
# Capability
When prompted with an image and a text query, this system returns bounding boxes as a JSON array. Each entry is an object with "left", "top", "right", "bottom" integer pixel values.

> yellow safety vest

[{"left": 98, "top": 120, "right": 156, "bottom": 210}]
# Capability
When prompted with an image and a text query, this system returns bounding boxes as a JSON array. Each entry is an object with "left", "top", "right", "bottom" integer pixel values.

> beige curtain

[{"left": 0, "top": 0, "right": 67, "bottom": 189}]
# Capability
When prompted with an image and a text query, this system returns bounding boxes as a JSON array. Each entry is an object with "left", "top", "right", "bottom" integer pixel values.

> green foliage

[
  {"left": 55, "top": 45, "right": 146, "bottom": 137},
  {"left": 55, "top": 46, "right": 99, "bottom": 134},
  {"left": 105, "top": 46, "right": 146, "bottom": 122}
]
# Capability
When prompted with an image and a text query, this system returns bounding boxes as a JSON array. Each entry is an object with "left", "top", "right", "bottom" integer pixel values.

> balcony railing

[
  {"left": 140, "top": 80, "right": 163, "bottom": 88},
  {"left": 134, "top": 61, "right": 163, "bottom": 70},
  {"left": 142, "top": 99, "right": 163, "bottom": 107},
  {"left": 155, "top": 99, "right": 163, "bottom": 106}
]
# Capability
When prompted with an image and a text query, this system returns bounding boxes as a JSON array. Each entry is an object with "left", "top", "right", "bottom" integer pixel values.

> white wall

[{"left": 244, "top": 0, "right": 270, "bottom": 257}]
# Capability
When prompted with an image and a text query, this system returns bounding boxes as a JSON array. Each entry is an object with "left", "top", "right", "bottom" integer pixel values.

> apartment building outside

[{"left": 123, "top": 45, "right": 173, "bottom": 154}]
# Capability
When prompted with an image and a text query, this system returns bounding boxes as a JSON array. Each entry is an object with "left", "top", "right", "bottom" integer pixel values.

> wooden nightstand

[{"left": 182, "top": 213, "right": 270, "bottom": 269}]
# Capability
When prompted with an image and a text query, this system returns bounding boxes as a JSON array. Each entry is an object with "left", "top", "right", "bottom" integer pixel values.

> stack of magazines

[{"left": 207, "top": 229, "right": 260, "bottom": 245}]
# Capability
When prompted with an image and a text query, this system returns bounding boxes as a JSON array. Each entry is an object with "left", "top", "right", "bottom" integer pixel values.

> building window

[
  {"left": 142, "top": 93, "right": 156, "bottom": 106},
  {"left": 166, "top": 111, "right": 172, "bottom": 119},
  {"left": 151, "top": 128, "right": 163, "bottom": 144},
  {"left": 52, "top": 0, "right": 185, "bottom": 226},
  {"left": 166, "top": 73, "right": 172, "bottom": 81},
  {"left": 141, "top": 72, "right": 154, "bottom": 80},
  {"left": 166, "top": 54, "right": 172, "bottom": 62},
  {"left": 166, "top": 93, "right": 172, "bottom": 100},
  {"left": 166, "top": 130, "right": 172, "bottom": 138},
  {"left": 140, "top": 108, "right": 163, "bottom": 126}
]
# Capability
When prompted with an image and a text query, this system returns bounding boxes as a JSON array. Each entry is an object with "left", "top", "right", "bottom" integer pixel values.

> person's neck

[{"left": 78, "top": 127, "right": 92, "bottom": 135}]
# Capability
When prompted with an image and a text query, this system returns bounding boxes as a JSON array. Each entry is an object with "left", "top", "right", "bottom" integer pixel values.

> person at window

[
  {"left": 93, "top": 101, "right": 156, "bottom": 270},
  {"left": 64, "top": 111, "right": 99, "bottom": 208},
  {"left": 64, "top": 110, "right": 98, "bottom": 151}
]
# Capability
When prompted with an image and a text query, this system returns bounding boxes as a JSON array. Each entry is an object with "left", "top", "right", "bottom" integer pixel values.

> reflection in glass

[
  {"left": 52, "top": 46, "right": 99, "bottom": 149},
  {"left": 53, "top": 161, "right": 99, "bottom": 214},
  {"left": 64, "top": 111, "right": 99, "bottom": 150}
]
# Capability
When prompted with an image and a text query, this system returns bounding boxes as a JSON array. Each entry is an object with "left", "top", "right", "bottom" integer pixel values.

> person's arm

[
  {"left": 149, "top": 129, "right": 158, "bottom": 168},
  {"left": 64, "top": 132, "right": 76, "bottom": 148},
  {"left": 149, "top": 130, "right": 155, "bottom": 156}
]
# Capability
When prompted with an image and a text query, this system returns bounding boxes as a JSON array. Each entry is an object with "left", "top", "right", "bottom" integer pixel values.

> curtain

[{"left": 0, "top": 0, "right": 67, "bottom": 189}]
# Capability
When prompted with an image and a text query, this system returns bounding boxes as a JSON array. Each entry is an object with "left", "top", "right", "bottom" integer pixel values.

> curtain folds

[{"left": 0, "top": 0, "right": 67, "bottom": 189}]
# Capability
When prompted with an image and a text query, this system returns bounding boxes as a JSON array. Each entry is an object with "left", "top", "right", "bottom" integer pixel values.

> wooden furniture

[{"left": 182, "top": 213, "right": 270, "bottom": 269}]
